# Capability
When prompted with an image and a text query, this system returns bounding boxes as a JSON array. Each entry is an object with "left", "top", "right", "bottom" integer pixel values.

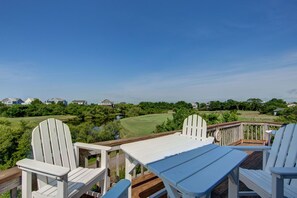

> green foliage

[
  {"left": 208, "top": 101, "right": 222, "bottom": 111},
  {"left": 68, "top": 120, "right": 121, "bottom": 143},
  {"left": 139, "top": 102, "right": 174, "bottom": 114},
  {"left": 222, "top": 111, "right": 239, "bottom": 122},
  {"left": 276, "top": 106, "right": 297, "bottom": 123},
  {"left": 0, "top": 120, "right": 33, "bottom": 170},
  {"left": 0, "top": 190, "right": 21, "bottom": 198},
  {"left": 174, "top": 101, "right": 192, "bottom": 110},
  {"left": 155, "top": 108, "right": 195, "bottom": 132},
  {"left": 155, "top": 110, "right": 239, "bottom": 133},
  {"left": 125, "top": 106, "right": 143, "bottom": 117},
  {"left": 260, "top": 98, "right": 287, "bottom": 114}
]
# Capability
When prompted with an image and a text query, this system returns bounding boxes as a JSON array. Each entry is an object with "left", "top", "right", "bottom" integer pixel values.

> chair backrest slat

[
  {"left": 264, "top": 124, "right": 297, "bottom": 186},
  {"left": 32, "top": 118, "right": 77, "bottom": 188},
  {"left": 39, "top": 121, "right": 54, "bottom": 165},
  {"left": 265, "top": 126, "right": 285, "bottom": 172},
  {"left": 275, "top": 124, "right": 294, "bottom": 168},
  {"left": 285, "top": 125, "right": 297, "bottom": 186},
  {"left": 32, "top": 126, "right": 48, "bottom": 188},
  {"left": 63, "top": 123, "right": 77, "bottom": 170},
  {"left": 55, "top": 119, "right": 71, "bottom": 168},
  {"left": 182, "top": 115, "right": 207, "bottom": 140},
  {"left": 48, "top": 119, "right": 63, "bottom": 166}
]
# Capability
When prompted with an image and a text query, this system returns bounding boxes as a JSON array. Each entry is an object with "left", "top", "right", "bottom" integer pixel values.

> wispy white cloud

[{"left": 107, "top": 51, "right": 297, "bottom": 103}]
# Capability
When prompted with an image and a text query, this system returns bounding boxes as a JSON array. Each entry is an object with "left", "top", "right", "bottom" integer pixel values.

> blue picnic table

[{"left": 147, "top": 144, "right": 247, "bottom": 197}]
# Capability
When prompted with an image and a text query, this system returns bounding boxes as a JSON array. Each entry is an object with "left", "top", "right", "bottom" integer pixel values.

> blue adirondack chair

[{"left": 232, "top": 123, "right": 297, "bottom": 198}]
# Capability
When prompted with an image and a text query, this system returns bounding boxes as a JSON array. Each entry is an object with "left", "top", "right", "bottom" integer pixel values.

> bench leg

[
  {"left": 125, "top": 154, "right": 138, "bottom": 198},
  {"left": 228, "top": 166, "right": 239, "bottom": 198}
]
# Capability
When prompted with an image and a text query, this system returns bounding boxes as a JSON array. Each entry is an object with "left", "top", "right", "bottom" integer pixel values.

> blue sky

[{"left": 1, "top": 0, "right": 297, "bottom": 103}]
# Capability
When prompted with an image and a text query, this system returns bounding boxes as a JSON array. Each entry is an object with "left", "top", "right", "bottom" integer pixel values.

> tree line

[{"left": 0, "top": 98, "right": 291, "bottom": 118}]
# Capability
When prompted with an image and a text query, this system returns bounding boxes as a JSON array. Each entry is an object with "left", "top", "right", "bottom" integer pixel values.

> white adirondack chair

[
  {"left": 16, "top": 118, "right": 111, "bottom": 198},
  {"left": 180, "top": 114, "right": 214, "bottom": 143},
  {"left": 233, "top": 123, "right": 297, "bottom": 198}
]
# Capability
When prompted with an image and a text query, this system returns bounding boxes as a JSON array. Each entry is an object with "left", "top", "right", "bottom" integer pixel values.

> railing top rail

[
  {"left": 96, "top": 131, "right": 177, "bottom": 147},
  {"left": 0, "top": 167, "right": 21, "bottom": 185},
  {"left": 241, "top": 121, "right": 282, "bottom": 126},
  {"left": 95, "top": 121, "right": 282, "bottom": 147},
  {"left": 207, "top": 121, "right": 242, "bottom": 130}
]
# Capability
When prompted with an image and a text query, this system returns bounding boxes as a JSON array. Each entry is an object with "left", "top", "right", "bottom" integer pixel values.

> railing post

[
  {"left": 84, "top": 155, "right": 88, "bottom": 167},
  {"left": 107, "top": 152, "right": 111, "bottom": 188},
  {"left": 96, "top": 154, "right": 100, "bottom": 168},
  {"left": 133, "top": 168, "right": 136, "bottom": 178},
  {"left": 263, "top": 123, "right": 268, "bottom": 142},
  {"left": 10, "top": 187, "right": 17, "bottom": 198},
  {"left": 141, "top": 165, "right": 144, "bottom": 176},
  {"left": 116, "top": 150, "right": 120, "bottom": 178}
]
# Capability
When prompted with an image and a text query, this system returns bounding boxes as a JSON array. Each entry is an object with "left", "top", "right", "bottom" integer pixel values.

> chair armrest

[
  {"left": 227, "top": 146, "right": 271, "bottom": 151},
  {"left": 74, "top": 142, "right": 111, "bottom": 151},
  {"left": 17, "top": 159, "right": 70, "bottom": 179},
  {"left": 103, "top": 179, "right": 131, "bottom": 198},
  {"left": 266, "top": 130, "right": 276, "bottom": 135},
  {"left": 271, "top": 167, "right": 297, "bottom": 179}
]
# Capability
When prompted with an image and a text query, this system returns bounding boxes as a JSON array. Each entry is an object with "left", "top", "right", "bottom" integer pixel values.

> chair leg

[
  {"left": 57, "top": 175, "right": 68, "bottom": 198},
  {"left": 272, "top": 173, "right": 284, "bottom": 198},
  {"left": 22, "top": 171, "right": 32, "bottom": 198}
]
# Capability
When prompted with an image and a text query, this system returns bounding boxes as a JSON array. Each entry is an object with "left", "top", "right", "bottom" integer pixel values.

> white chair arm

[
  {"left": 227, "top": 146, "right": 271, "bottom": 151},
  {"left": 266, "top": 130, "right": 277, "bottom": 135},
  {"left": 271, "top": 167, "right": 297, "bottom": 179},
  {"left": 17, "top": 159, "right": 70, "bottom": 179},
  {"left": 74, "top": 142, "right": 111, "bottom": 151}
]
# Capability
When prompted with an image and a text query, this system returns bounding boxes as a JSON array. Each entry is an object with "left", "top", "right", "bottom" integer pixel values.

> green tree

[
  {"left": 276, "top": 106, "right": 297, "bottom": 123},
  {"left": 208, "top": 101, "right": 222, "bottom": 111},
  {"left": 260, "top": 98, "right": 287, "bottom": 114},
  {"left": 246, "top": 98, "right": 263, "bottom": 111}
]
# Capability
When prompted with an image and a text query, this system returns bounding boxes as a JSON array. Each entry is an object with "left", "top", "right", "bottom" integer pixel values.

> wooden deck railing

[{"left": 0, "top": 121, "right": 282, "bottom": 197}]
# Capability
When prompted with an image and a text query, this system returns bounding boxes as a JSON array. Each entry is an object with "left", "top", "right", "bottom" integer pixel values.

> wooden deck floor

[{"left": 132, "top": 141, "right": 264, "bottom": 198}]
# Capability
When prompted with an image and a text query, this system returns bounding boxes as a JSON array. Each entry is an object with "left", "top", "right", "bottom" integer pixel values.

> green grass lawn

[
  {"left": 0, "top": 115, "right": 77, "bottom": 127},
  {"left": 120, "top": 113, "right": 173, "bottom": 138},
  {"left": 199, "top": 110, "right": 277, "bottom": 122},
  {"left": 236, "top": 110, "right": 278, "bottom": 122}
]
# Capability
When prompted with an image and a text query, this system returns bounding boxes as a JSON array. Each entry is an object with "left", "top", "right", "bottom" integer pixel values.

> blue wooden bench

[{"left": 103, "top": 179, "right": 131, "bottom": 198}]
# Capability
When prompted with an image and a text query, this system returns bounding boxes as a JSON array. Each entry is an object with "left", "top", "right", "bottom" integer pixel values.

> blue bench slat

[
  {"left": 177, "top": 149, "right": 247, "bottom": 196},
  {"left": 159, "top": 146, "right": 233, "bottom": 186},
  {"left": 103, "top": 179, "right": 131, "bottom": 198},
  {"left": 148, "top": 144, "right": 218, "bottom": 175}
]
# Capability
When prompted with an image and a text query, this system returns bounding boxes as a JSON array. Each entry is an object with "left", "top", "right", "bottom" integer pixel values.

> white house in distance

[
  {"left": 99, "top": 99, "right": 114, "bottom": 107},
  {"left": 45, "top": 98, "right": 67, "bottom": 105},
  {"left": 1, "top": 98, "right": 24, "bottom": 105},
  {"left": 72, "top": 100, "right": 87, "bottom": 105},
  {"left": 23, "top": 98, "right": 39, "bottom": 105},
  {"left": 191, "top": 102, "right": 198, "bottom": 109},
  {"left": 287, "top": 102, "right": 297, "bottom": 108}
]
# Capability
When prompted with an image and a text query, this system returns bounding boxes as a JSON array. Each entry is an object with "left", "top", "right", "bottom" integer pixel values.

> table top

[
  {"left": 147, "top": 144, "right": 247, "bottom": 197},
  {"left": 120, "top": 133, "right": 212, "bottom": 165}
]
